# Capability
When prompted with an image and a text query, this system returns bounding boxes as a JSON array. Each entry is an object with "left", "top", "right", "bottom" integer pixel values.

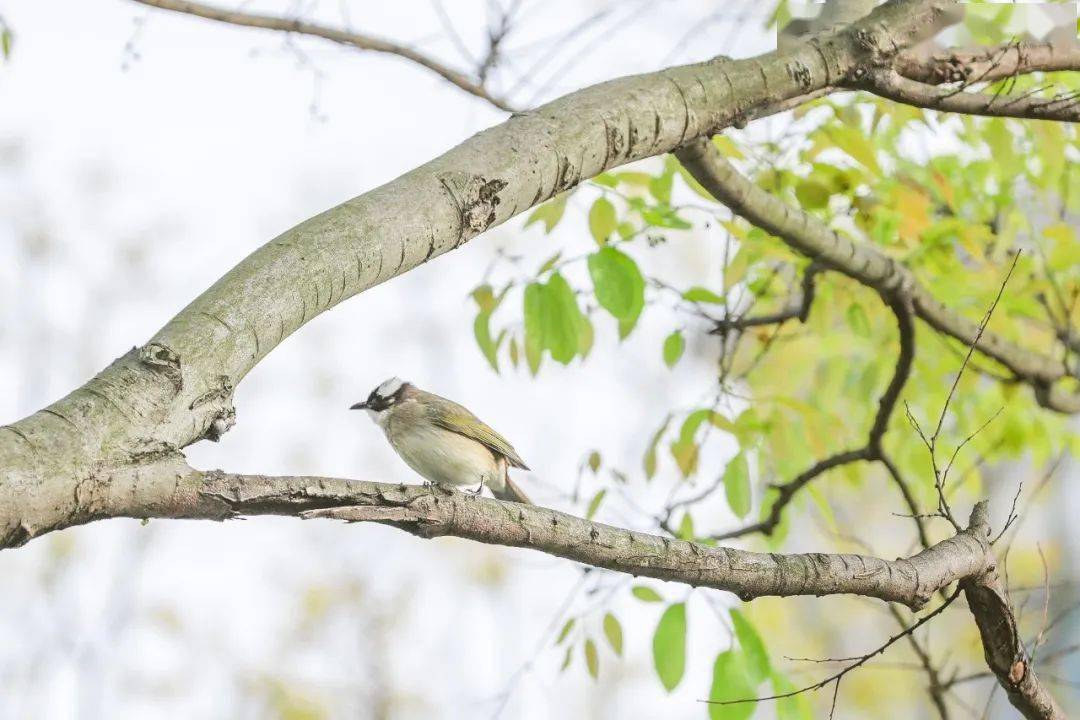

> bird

[{"left": 350, "top": 377, "right": 532, "bottom": 504}]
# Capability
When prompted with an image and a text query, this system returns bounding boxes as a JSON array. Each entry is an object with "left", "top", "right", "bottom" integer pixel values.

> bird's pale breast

[{"left": 386, "top": 413, "right": 501, "bottom": 488}]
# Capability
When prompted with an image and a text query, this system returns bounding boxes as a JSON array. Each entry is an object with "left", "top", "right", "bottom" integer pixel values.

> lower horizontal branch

[{"left": 191, "top": 469, "right": 992, "bottom": 610}]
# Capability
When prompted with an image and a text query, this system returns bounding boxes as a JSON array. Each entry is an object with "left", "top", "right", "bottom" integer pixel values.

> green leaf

[
  {"left": 611, "top": 171, "right": 652, "bottom": 187},
  {"left": 473, "top": 313, "right": 504, "bottom": 372},
  {"left": 649, "top": 171, "right": 674, "bottom": 205},
  {"left": 0, "top": 28, "right": 11, "bottom": 61},
  {"left": 712, "top": 134, "right": 745, "bottom": 159},
  {"left": 470, "top": 283, "right": 502, "bottom": 313},
  {"left": 523, "top": 283, "right": 544, "bottom": 375},
  {"left": 795, "top": 179, "right": 830, "bottom": 209},
  {"left": 676, "top": 512, "right": 694, "bottom": 540},
  {"left": 644, "top": 416, "right": 671, "bottom": 480},
  {"left": 632, "top": 585, "right": 663, "bottom": 603},
  {"left": 603, "top": 613, "right": 624, "bottom": 656},
  {"left": 589, "top": 197, "right": 618, "bottom": 245},
  {"left": 508, "top": 336, "right": 520, "bottom": 369},
  {"left": 588, "top": 246, "right": 646, "bottom": 323},
  {"left": 525, "top": 194, "right": 567, "bottom": 233},
  {"left": 584, "top": 638, "right": 599, "bottom": 680},
  {"left": 641, "top": 205, "right": 692, "bottom": 229},
  {"left": 723, "top": 452, "right": 752, "bottom": 519},
  {"left": 669, "top": 439, "right": 699, "bottom": 477},
  {"left": 544, "top": 272, "right": 586, "bottom": 365},
  {"left": 663, "top": 331, "right": 685, "bottom": 368},
  {"left": 592, "top": 173, "right": 619, "bottom": 188},
  {"left": 730, "top": 610, "right": 770, "bottom": 683},
  {"left": 556, "top": 618, "right": 576, "bottom": 645},
  {"left": 537, "top": 251, "right": 563, "bottom": 275},
  {"left": 683, "top": 286, "right": 726, "bottom": 304},
  {"left": 675, "top": 161, "right": 718, "bottom": 201},
  {"left": 825, "top": 125, "right": 882, "bottom": 177},
  {"left": 772, "top": 672, "right": 812, "bottom": 720},
  {"left": 679, "top": 409, "right": 736, "bottom": 443},
  {"left": 585, "top": 489, "right": 606, "bottom": 520},
  {"left": 559, "top": 644, "right": 574, "bottom": 672},
  {"left": 846, "top": 303, "right": 871, "bottom": 338},
  {"left": 708, "top": 651, "right": 756, "bottom": 720},
  {"left": 587, "top": 451, "right": 601, "bottom": 474},
  {"left": 724, "top": 245, "right": 753, "bottom": 287},
  {"left": 652, "top": 603, "right": 687, "bottom": 692},
  {"left": 577, "top": 313, "right": 595, "bottom": 359}
]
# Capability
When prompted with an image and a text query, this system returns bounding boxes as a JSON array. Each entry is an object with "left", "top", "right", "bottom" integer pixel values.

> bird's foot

[{"left": 467, "top": 478, "right": 485, "bottom": 496}]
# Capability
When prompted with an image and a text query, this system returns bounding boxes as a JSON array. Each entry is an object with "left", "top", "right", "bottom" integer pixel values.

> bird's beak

[{"left": 349, "top": 401, "right": 368, "bottom": 410}]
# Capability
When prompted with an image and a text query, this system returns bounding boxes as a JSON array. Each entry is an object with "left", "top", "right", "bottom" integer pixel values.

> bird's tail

[{"left": 493, "top": 474, "right": 531, "bottom": 505}]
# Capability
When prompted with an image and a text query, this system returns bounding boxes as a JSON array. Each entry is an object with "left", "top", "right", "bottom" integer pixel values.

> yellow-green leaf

[
  {"left": 723, "top": 452, "right": 751, "bottom": 518},
  {"left": 731, "top": 609, "right": 770, "bottom": 683},
  {"left": 652, "top": 603, "right": 687, "bottom": 692},
  {"left": 708, "top": 651, "right": 755, "bottom": 720},
  {"left": 525, "top": 193, "right": 567, "bottom": 234},
  {"left": 589, "top": 197, "right": 618, "bottom": 245},
  {"left": 632, "top": 585, "right": 663, "bottom": 603},
  {"left": 584, "top": 638, "right": 599, "bottom": 680},
  {"left": 663, "top": 331, "right": 685, "bottom": 368},
  {"left": 603, "top": 613, "right": 624, "bottom": 656},
  {"left": 588, "top": 246, "right": 646, "bottom": 323},
  {"left": 556, "top": 618, "right": 576, "bottom": 645},
  {"left": 585, "top": 489, "right": 606, "bottom": 520}
]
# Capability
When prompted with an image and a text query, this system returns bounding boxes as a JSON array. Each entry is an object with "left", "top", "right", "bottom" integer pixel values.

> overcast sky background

[{"left": 0, "top": 1, "right": 785, "bottom": 718}]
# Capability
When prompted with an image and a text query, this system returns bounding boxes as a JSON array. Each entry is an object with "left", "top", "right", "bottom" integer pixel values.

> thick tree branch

[
  {"left": 862, "top": 68, "right": 1080, "bottom": 123},
  {"left": 963, "top": 555, "right": 1066, "bottom": 719},
  {"left": 674, "top": 137, "right": 1080, "bottom": 414},
  {"left": 137, "top": 463, "right": 993, "bottom": 610},
  {"left": 130, "top": 0, "right": 517, "bottom": 110}
]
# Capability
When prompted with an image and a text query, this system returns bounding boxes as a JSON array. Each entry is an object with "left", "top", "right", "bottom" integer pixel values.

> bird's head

[{"left": 350, "top": 377, "right": 411, "bottom": 418}]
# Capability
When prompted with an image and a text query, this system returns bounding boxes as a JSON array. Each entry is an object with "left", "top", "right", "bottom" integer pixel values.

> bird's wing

[{"left": 423, "top": 393, "right": 530, "bottom": 470}]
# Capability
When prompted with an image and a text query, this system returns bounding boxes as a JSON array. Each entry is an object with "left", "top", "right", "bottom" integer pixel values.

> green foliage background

[{"left": 467, "top": 8, "right": 1080, "bottom": 716}]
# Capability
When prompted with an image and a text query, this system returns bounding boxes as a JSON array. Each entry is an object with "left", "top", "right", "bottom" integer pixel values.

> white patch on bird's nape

[{"left": 374, "top": 376, "right": 404, "bottom": 399}]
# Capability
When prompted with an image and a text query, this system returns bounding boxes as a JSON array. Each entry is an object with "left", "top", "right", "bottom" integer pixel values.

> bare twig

[
  {"left": 704, "top": 588, "right": 961, "bottom": 712},
  {"left": 861, "top": 69, "right": 1080, "bottom": 123},
  {"left": 130, "top": 0, "right": 516, "bottom": 110}
]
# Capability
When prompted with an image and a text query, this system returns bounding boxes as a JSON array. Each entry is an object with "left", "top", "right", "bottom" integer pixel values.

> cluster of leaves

[
  {"left": 556, "top": 584, "right": 809, "bottom": 719},
  {"left": 470, "top": 27, "right": 1080, "bottom": 713},
  {"left": 471, "top": 156, "right": 713, "bottom": 376}
]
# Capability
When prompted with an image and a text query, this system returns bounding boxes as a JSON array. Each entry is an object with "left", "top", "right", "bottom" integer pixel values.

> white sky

[{"left": 0, "top": 1, "right": 784, "bottom": 718}]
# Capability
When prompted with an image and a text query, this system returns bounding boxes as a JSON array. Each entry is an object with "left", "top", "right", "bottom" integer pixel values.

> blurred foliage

[
  {"left": 470, "top": 27, "right": 1080, "bottom": 716},
  {"left": 0, "top": 16, "right": 12, "bottom": 63}
]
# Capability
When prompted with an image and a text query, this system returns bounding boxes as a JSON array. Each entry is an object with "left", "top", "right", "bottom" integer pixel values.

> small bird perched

[{"left": 350, "top": 378, "right": 531, "bottom": 504}]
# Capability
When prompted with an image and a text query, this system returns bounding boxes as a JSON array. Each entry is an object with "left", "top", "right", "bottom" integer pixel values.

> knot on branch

[
  {"left": 139, "top": 342, "right": 183, "bottom": 391},
  {"left": 189, "top": 375, "right": 237, "bottom": 442},
  {"left": 438, "top": 172, "right": 508, "bottom": 244}
]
